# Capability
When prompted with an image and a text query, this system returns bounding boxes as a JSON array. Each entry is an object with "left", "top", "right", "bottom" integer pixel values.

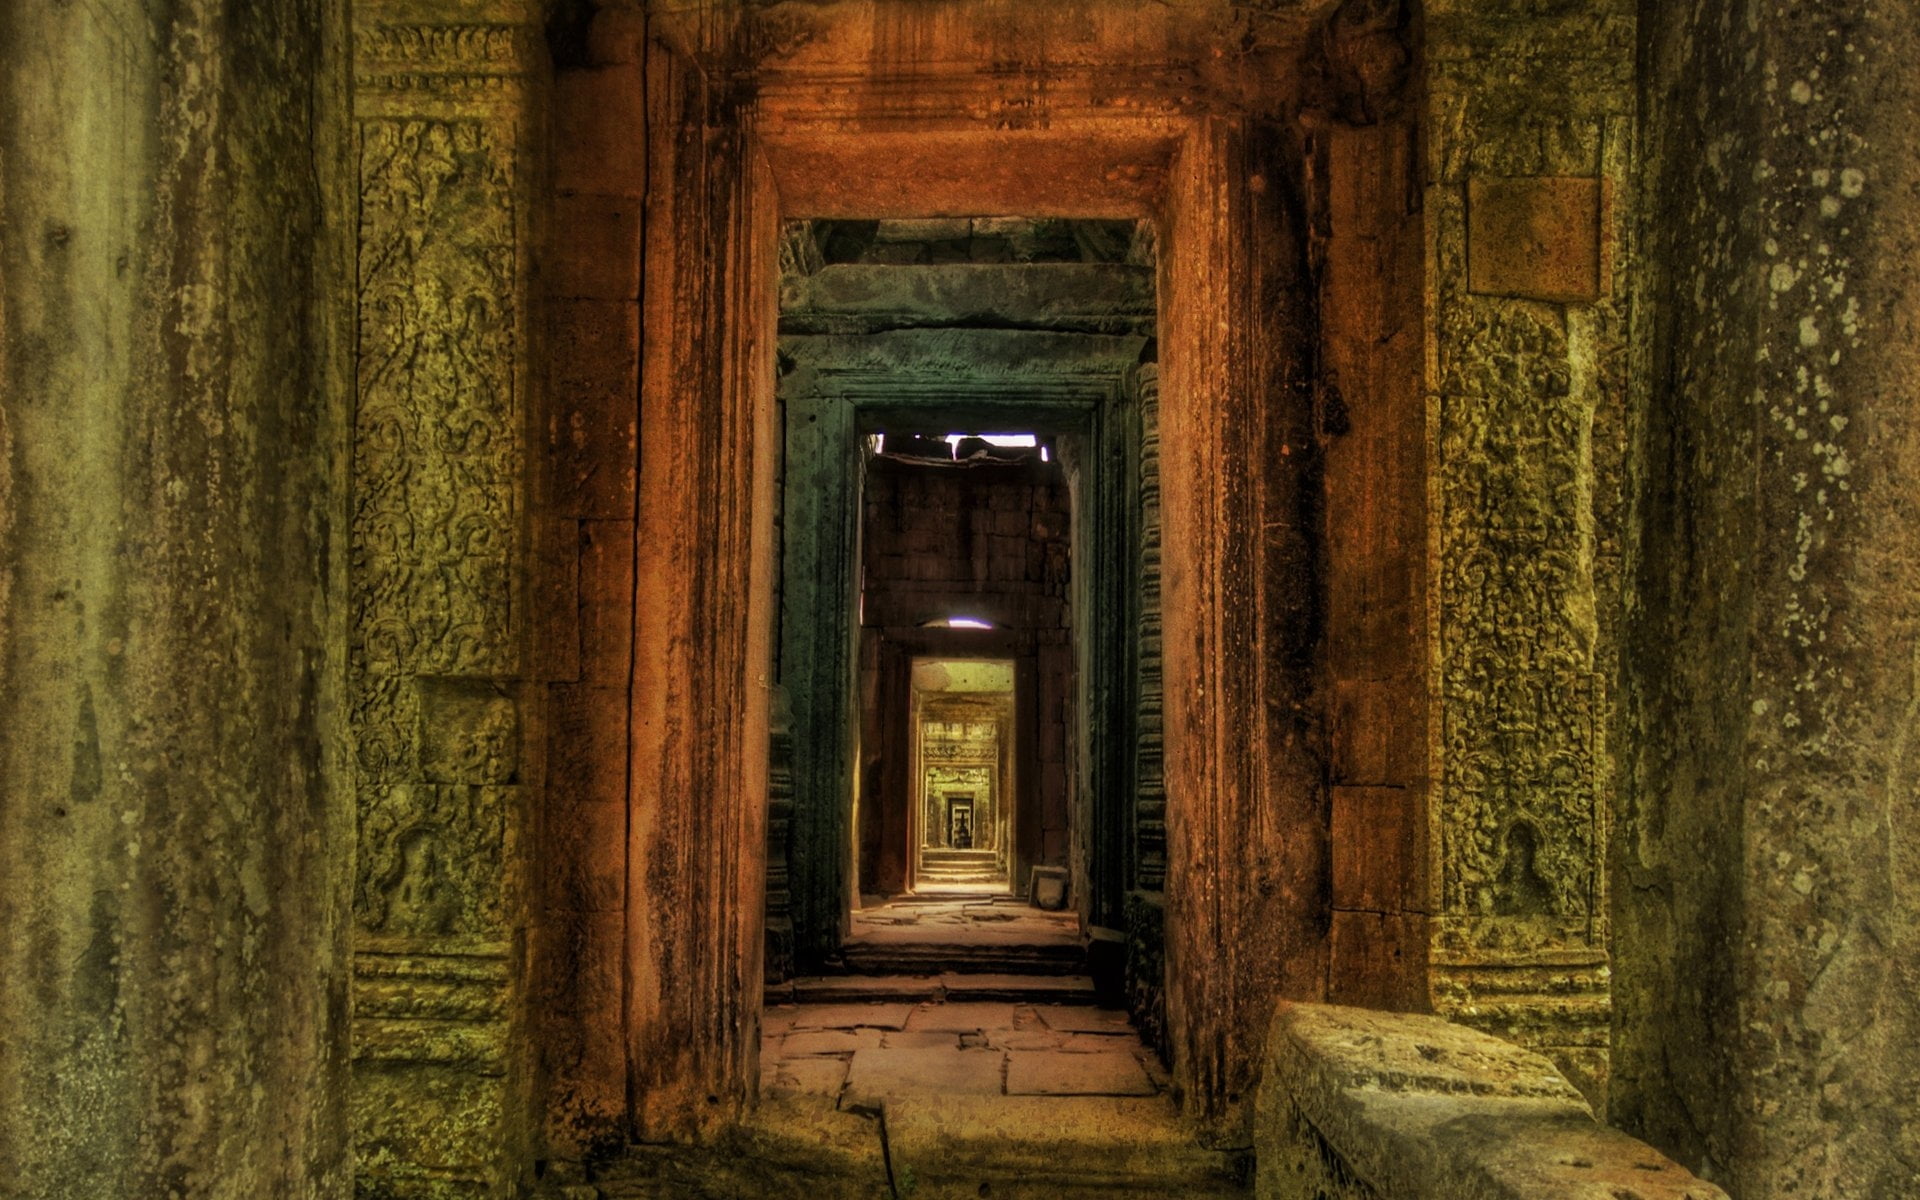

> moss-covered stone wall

[
  {"left": 1617, "top": 1, "right": 1920, "bottom": 1192},
  {"left": 0, "top": 2, "right": 353, "bottom": 1196}
]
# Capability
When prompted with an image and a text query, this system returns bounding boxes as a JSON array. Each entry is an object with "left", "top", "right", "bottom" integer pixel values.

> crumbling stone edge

[{"left": 1253, "top": 1003, "right": 1728, "bottom": 1200}]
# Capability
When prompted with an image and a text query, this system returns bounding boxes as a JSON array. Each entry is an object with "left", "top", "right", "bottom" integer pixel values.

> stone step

[
  {"left": 920, "top": 849, "right": 999, "bottom": 863},
  {"left": 587, "top": 1096, "right": 1248, "bottom": 1199},
  {"left": 766, "top": 973, "right": 1101, "bottom": 1005},
  {"left": 883, "top": 1096, "right": 1249, "bottom": 1198},
  {"left": 838, "top": 940, "right": 1084, "bottom": 976}
]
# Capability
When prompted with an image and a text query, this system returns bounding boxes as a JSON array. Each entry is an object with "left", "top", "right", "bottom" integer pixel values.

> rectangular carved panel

[
  {"left": 352, "top": 118, "right": 520, "bottom": 680},
  {"left": 349, "top": 17, "right": 540, "bottom": 1192},
  {"left": 1466, "top": 175, "right": 1606, "bottom": 304},
  {"left": 1426, "top": 8, "right": 1629, "bottom": 1104}
]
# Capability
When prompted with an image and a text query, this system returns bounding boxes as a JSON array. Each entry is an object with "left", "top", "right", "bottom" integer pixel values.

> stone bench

[{"left": 1256, "top": 1002, "right": 1729, "bottom": 1200}]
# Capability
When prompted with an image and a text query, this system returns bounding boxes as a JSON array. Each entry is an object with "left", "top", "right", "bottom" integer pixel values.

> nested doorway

[
  {"left": 615, "top": 5, "right": 1430, "bottom": 1137},
  {"left": 906, "top": 658, "right": 1015, "bottom": 892}
]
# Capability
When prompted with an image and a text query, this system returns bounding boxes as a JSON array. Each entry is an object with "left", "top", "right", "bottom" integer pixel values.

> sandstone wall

[
  {"left": 1618, "top": 1, "right": 1920, "bottom": 1194},
  {"left": 0, "top": 2, "right": 353, "bottom": 1197}
]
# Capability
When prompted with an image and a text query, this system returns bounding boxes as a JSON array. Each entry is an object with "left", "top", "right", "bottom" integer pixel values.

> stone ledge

[{"left": 1256, "top": 1003, "right": 1727, "bottom": 1200}]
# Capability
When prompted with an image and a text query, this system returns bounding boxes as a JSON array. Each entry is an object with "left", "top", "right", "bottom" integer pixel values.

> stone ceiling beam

[
  {"left": 780, "top": 263, "right": 1155, "bottom": 337},
  {"left": 781, "top": 329, "right": 1147, "bottom": 380}
]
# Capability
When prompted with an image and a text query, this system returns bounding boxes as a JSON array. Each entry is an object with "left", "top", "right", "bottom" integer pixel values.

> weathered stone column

[
  {"left": 1619, "top": 2, "right": 1920, "bottom": 1193},
  {"left": 626, "top": 28, "right": 781, "bottom": 1139},
  {"left": 1421, "top": 0, "right": 1635, "bottom": 1104},
  {"left": 777, "top": 379, "right": 861, "bottom": 970},
  {"left": 0, "top": 2, "right": 352, "bottom": 1196},
  {"left": 1160, "top": 116, "right": 1326, "bottom": 1124},
  {"left": 346, "top": 5, "right": 547, "bottom": 1194}
]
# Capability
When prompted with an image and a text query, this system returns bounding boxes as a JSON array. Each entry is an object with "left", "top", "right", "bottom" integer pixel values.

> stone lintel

[
  {"left": 658, "top": 0, "right": 1344, "bottom": 116},
  {"left": 781, "top": 263, "right": 1156, "bottom": 336},
  {"left": 1255, "top": 1003, "right": 1725, "bottom": 1200},
  {"left": 781, "top": 329, "right": 1146, "bottom": 384}
]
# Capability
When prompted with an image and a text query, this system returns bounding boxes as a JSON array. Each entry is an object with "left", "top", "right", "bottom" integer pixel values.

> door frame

[{"left": 626, "top": 30, "right": 1356, "bottom": 1134}]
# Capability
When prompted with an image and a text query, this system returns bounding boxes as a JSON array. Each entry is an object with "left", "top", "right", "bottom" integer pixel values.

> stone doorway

[
  {"left": 275, "top": 0, "right": 1630, "bottom": 1191},
  {"left": 520, "top": 1, "right": 1445, "bottom": 1164},
  {"left": 583, "top": 44, "right": 1376, "bottom": 1137},
  {"left": 773, "top": 219, "right": 1153, "bottom": 978},
  {"left": 906, "top": 658, "right": 1015, "bottom": 894}
]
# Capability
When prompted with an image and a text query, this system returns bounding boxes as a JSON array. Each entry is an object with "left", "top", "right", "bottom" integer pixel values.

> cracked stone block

[{"left": 844, "top": 1046, "right": 1005, "bottom": 1103}]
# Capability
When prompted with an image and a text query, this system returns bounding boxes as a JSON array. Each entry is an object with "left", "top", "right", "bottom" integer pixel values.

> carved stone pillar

[
  {"left": 347, "top": 7, "right": 545, "bottom": 1194},
  {"left": 1422, "top": 0, "right": 1635, "bottom": 1104},
  {"left": 1132, "top": 362, "right": 1167, "bottom": 894}
]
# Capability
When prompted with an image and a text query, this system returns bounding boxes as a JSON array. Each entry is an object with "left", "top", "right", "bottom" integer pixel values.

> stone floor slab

[
  {"left": 789, "top": 1002, "right": 914, "bottom": 1031},
  {"left": 1034, "top": 1004, "right": 1134, "bottom": 1034},
  {"left": 844, "top": 1046, "right": 1006, "bottom": 1102},
  {"left": 762, "top": 1055, "right": 849, "bottom": 1099},
  {"left": 1005, "top": 1049, "right": 1155, "bottom": 1096},
  {"left": 881, "top": 1030, "right": 964, "bottom": 1050},
  {"left": 780, "top": 1029, "right": 877, "bottom": 1056},
  {"left": 986, "top": 1028, "right": 1067, "bottom": 1051},
  {"left": 905, "top": 1001, "right": 1023, "bottom": 1033},
  {"left": 763, "top": 1006, "right": 800, "bottom": 1035}
]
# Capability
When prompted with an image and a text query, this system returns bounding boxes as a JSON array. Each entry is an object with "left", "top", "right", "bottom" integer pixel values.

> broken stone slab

[
  {"left": 1255, "top": 1002, "right": 1729, "bottom": 1200},
  {"left": 842, "top": 1045, "right": 1005, "bottom": 1105}
]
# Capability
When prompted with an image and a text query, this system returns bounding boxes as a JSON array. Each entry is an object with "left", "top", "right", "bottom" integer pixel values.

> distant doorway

[{"left": 908, "top": 658, "right": 1015, "bottom": 893}]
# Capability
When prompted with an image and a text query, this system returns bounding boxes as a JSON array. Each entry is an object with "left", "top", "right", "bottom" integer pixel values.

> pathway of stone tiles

[{"left": 761, "top": 997, "right": 1170, "bottom": 1104}]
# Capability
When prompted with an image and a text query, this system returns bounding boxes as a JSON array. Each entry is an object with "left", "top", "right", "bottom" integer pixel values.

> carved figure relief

[
  {"left": 346, "top": 19, "right": 539, "bottom": 1198},
  {"left": 350, "top": 114, "right": 523, "bottom": 936},
  {"left": 352, "top": 118, "right": 518, "bottom": 683},
  {"left": 357, "top": 783, "right": 512, "bottom": 936}
]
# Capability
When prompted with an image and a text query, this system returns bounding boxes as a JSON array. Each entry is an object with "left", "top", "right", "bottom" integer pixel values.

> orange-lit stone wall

[
  {"left": 1314, "top": 113, "right": 1431, "bottom": 1015},
  {"left": 534, "top": 16, "right": 646, "bottom": 1159}
]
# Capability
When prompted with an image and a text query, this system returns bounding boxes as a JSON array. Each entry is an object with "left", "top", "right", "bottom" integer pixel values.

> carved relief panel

[
  {"left": 348, "top": 8, "right": 543, "bottom": 1196},
  {"left": 1424, "top": 0, "right": 1634, "bottom": 1103}
]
